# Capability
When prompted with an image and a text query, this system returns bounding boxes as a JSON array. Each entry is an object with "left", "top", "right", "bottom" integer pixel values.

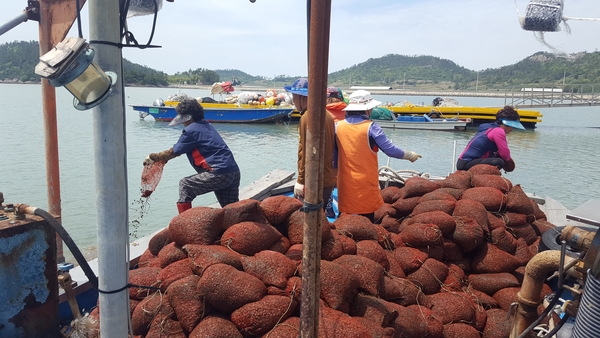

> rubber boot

[{"left": 176, "top": 202, "right": 192, "bottom": 214}]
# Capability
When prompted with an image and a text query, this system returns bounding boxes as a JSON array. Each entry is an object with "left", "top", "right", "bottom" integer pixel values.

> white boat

[{"left": 373, "top": 114, "right": 470, "bottom": 131}]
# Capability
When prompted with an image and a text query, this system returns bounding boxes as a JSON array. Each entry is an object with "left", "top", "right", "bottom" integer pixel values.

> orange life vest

[{"left": 335, "top": 120, "right": 384, "bottom": 214}]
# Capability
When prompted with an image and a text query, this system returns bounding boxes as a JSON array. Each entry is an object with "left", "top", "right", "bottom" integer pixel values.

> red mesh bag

[
  {"left": 399, "top": 176, "right": 440, "bottom": 198},
  {"left": 453, "top": 199, "right": 490, "bottom": 236},
  {"left": 438, "top": 170, "right": 472, "bottom": 189},
  {"left": 157, "top": 258, "right": 193, "bottom": 291},
  {"left": 468, "top": 164, "right": 501, "bottom": 175},
  {"left": 156, "top": 242, "right": 186, "bottom": 268},
  {"left": 443, "top": 323, "right": 481, "bottom": 338},
  {"left": 490, "top": 227, "right": 518, "bottom": 254},
  {"left": 483, "top": 308, "right": 511, "bottom": 338},
  {"left": 380, "top": 276, "right": 423, "bottom": 306},
  {"left": 506, "top": 184, "right": 535, "bottom": 215},
  {"left": 131, "top": 293, "right": 166, "bottom": 336},
  {"left": 450, "top": 216, "right": 485, "bottom": 253},
  {"left": 462, "top": 187, "right": 506, "bottom": 212},
  {"left": 403, "top": 210, "right": 457, "bottom": 237},
  {"left": 148, "top": 228, "right": 172, "bottom": 256},
  {"left": 197, "top": 263, "right": 267, "bottom": 314},
  {"left": 356, "top": 239, "right": 390, "bottom": 271},
  {"left": 230, "top": 295, "right": 297, "bottom": 336},
  {"left": 467, "top": 272, "right": 520, "bottom": 296},
  {"left": 168, "top": 207, "right": 225, "bottom": 246},
  {"left": 399, "top": 222, "right": 443, "bottom": 248},
  {"left": 189, "top": 315, "right": 242, "bottom": 338},
  {"left": 260, "top": 195, "right": 303, "bottom": 227},
  {"left": 423, "top": 292, "right": 476, "bottom": 324},
  {"left": 221, "top": 199, "right": 269, "bottom": 230},
  {"left": 391, "top": 196, "right": 421, "bottom": 217},
  {"left": 333, "top": 254, "right": 385, "bottom": 297},
  {"left": 308, "top": 260, "right": 359, "bottom": 311},
  {"left": 471, "top": 174, "right": 513, "bottom": 193},
  {"left": 406, "top": 258, "right": 449, "bottom": 295},
  {"left": 166, "top": 275, "right": 204, "bottom": 333},
  {"left": 129, "top": 267, "right": 161, "bottom": 300},
  {"left": 410, "top": 199, "right": 456, "bottom": 216},
  {"left": 391, "top": 246, "right": 428, "bottom": 274},
  {"left": 472, "top": 243, "right": 522, "bottom": 273},
  {"left": 183, "top": 244, "right": 242, "bottom": 276},
  {"left": 221, "top": 221, "right": 283, "bottom": 256},
  {"left": 240, "top": 250, "right": 297, "bottom": 288},
  {"left": 140, "top": 161, "right": 166, "bottom": 197},
  {"left": 381, "top": 186, "right": 403, "bottom": 204},
  {"left": 265, "top": 316, "right": 300, "bottom": 338},
  {"left": 285, "top": 209, "right": 332, "bottom": 244}
]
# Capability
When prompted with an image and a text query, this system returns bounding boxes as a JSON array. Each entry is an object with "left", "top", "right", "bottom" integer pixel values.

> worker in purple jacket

[{"left": 456, "top": 106, "right": 525, "bottom": 172}]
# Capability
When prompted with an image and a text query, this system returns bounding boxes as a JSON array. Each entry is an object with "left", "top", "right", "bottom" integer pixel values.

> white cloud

[{"left": 1, "top": 0, "right": 599, "bottom": 77}]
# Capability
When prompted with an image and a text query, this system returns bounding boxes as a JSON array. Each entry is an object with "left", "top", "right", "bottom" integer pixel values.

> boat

[
  {"left": 132, "top": 102, "right": 294, "bottom": 124},
  {"left": 386, "top": 102, "right": 543, "bottom": 129},
  {"left": 372, "top": 114, "right": 470, "bottom": 131}
]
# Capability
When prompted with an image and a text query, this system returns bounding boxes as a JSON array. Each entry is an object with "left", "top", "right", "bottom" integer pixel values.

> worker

[
  {"left": 143, "top": 98, "right": 240, "bottom": 213},
  {"left": 456, "top": 106, "right": 525, "bottom": 172}
]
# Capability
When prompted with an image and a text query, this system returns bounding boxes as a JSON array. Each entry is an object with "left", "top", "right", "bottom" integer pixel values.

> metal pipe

[
  {"left": 510, "top": 250, "right": 576, "bottom": 338},
  {"left": 88, "top": 0, "right": 130, "bottom": 337},
  {"left": 571, "top": 271, "right": 600, "bottom": 338},
  {"left": 0, "top": 11, "right": 29, "bottom": 36}
]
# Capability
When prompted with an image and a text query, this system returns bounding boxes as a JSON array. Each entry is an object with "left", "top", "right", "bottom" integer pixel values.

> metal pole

[
  {"left": 38, "top": 0, "right": 88, "bottom": 264},
  {"left": 300, "top": 0, "right": 331, "bottom": 336},
  {"left": 88, "top": 0, "right": 130, "bottom": 336},
  {"left": 0, "top": 11, "right": 29, "bottom": 36}
]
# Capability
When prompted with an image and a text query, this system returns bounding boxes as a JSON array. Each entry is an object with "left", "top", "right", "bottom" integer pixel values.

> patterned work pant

[{"left": 179, "top": 170, "right": 241, "bottom": 207}]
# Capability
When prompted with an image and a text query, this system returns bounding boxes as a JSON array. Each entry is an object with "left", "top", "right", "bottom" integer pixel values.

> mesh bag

[
  {"left": 127, "top": 0, "right": 164, "bottom": 18},
  {"left": 521, "top": 0, "right": 564, "bottom": 32}
]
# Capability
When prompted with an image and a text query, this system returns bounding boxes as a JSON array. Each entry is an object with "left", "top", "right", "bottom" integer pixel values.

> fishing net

[
  {"left": 141, "top": 161, "right": 166, "bottom": 197},
  {"left": 127, "top": 0, "right": 164, "bottom": 18},
  {"left": 520, "top": 0, "right": 564, "bottom": 32}
]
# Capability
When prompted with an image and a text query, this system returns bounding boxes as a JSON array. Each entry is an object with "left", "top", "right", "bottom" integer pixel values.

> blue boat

[{"left": 132, "top": 102, "right": 294, "bottom": 124}]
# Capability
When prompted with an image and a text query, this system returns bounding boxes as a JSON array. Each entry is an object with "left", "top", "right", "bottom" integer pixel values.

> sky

[{"left": 1, "top": 0, "right": 599, "bottom": 78}]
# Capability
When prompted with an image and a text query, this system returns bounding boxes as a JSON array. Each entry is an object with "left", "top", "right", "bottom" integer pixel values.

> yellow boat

[{"left": 386, "top": 105, "right": 543, "bottom": 129}]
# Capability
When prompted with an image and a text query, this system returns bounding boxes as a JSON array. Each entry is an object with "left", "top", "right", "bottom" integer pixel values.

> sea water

[{"left": 1, "top": 83, "right": 599, "bottom": 261}]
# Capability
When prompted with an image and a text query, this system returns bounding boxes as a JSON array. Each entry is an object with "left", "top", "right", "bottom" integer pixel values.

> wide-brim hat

[
  {"left": 168, "top": 113, "right": 193, "bottom": 126},
  {"left": 343, "top": 89, "right": 382, "bottom": 111},
  {"left": 283, "top": 78, "right": 309, "bottom": 96},
  {"left": 502, "top": 119, "right": 526, "bottom": 130}
]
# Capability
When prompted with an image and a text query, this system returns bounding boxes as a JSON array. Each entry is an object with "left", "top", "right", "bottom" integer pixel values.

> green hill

[{"left": 2, "top": 40, "right": 600, "bottom": 92}]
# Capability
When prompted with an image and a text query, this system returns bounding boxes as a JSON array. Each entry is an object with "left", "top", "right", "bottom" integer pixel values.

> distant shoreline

[{"left": 0, "top": 81, "right": 536, "bottom": 99}]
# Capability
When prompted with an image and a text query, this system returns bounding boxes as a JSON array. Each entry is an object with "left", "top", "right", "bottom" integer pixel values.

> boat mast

[
  {"left": 88, "top": 0, "right": 130, "bottom": 337},
  {"left": 301, "top": 0, "right": 332, "bottom": 336}
]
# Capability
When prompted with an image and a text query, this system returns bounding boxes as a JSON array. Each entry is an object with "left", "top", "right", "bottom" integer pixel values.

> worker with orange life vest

[{"left": 334, "top": 90, "right": 422, "bottom": 222}]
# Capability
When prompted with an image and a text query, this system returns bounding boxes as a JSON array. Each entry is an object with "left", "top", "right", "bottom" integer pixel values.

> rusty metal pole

[
  {"left": 38, "top": 0, "right": 87, "bottom": 263},
  {"left": 300, "top": 0, "right": 332, "bottom": 336}
]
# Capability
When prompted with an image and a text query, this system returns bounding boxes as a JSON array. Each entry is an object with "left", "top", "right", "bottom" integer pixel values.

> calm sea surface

[{"left": 2, "top": 83, "right": 599, "bottom": 260}]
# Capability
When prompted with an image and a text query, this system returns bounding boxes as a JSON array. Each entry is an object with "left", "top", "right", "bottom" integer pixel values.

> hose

[{"left": 16, "top": 204, "right": 98, "bottom": 289}]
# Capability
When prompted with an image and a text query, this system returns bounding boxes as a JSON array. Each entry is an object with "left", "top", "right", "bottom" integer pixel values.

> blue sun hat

[
  {"left": 284, "top": 78, "right": 309, "bottom": 96},
  {"left": 502, "top": 119, "right": 526, "bottom": 130}
]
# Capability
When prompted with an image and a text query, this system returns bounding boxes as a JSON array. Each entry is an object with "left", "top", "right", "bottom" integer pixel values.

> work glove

[
  {"left": 403, "top": 151, "right": 422, "bottom": 163},
  {"left": 143, "top": 155, "right": 154, "bottom": 166},
  {"left": 294, "top": 182, "right": 305, "bottom": 198}
]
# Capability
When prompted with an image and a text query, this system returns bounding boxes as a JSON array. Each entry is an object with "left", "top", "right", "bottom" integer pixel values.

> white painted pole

[
  {"left": 452, "top": 140, "right": 457, "bottom": 173},
  {"left": 89, "top": 0, "right": 130, "bottom": 336}
]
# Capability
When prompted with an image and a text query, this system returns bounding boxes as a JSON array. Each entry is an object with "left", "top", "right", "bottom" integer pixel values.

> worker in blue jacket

[{"left": 144, "top": 98, "right": 240, "bottom": 213}]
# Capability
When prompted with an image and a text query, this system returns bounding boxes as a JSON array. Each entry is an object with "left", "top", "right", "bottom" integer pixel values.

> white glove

[
  {"left": 143, "top": 156, "right": 154, "bottom": 166},
  {"left": 294, "top": 182, "right": 305, "bottom": 198},
  {"left": 403, "top": 151, "right": 422, "bottom": 163}
]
